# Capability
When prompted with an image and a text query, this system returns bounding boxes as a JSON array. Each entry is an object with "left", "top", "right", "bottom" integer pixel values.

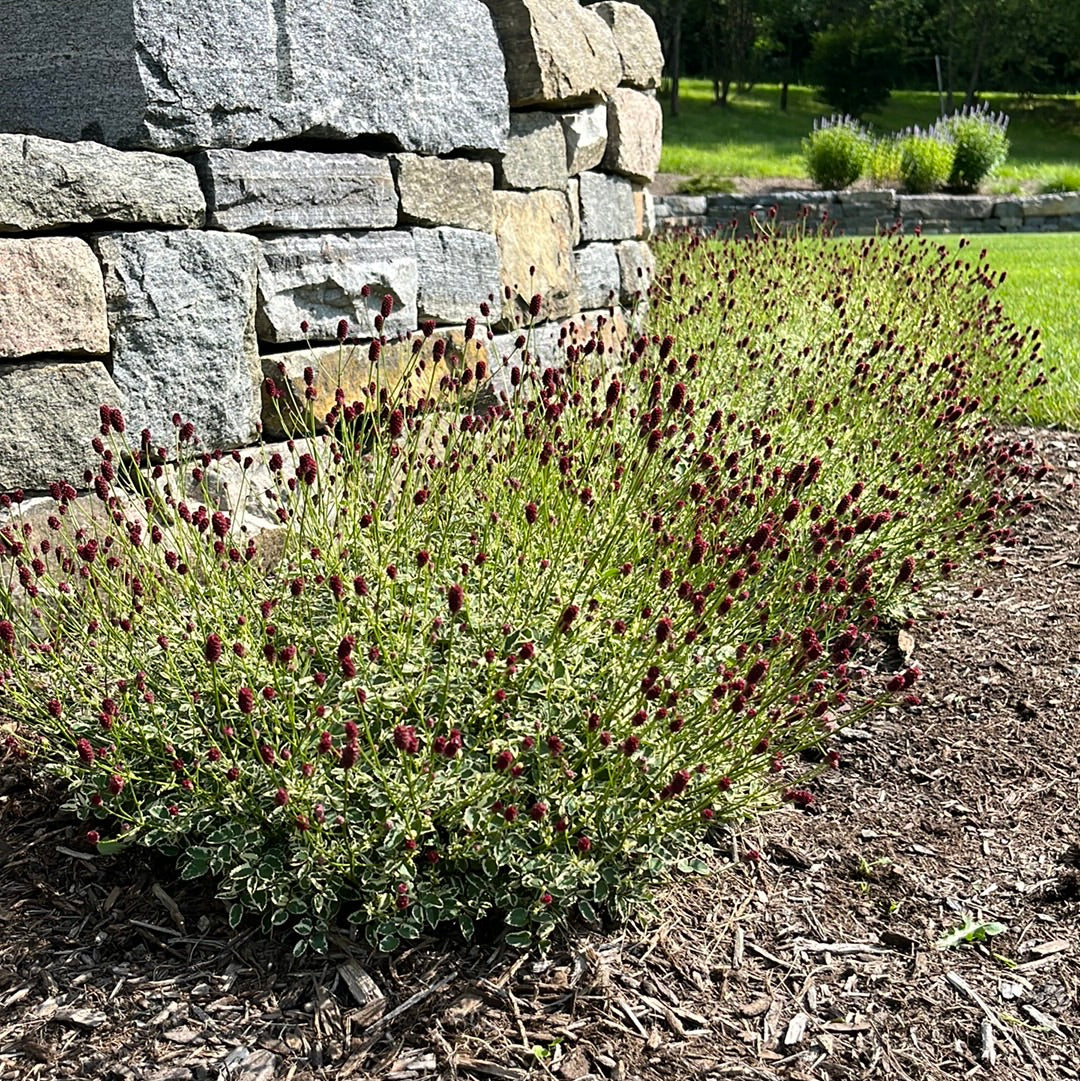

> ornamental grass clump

[
  {"left": 898, "top": 124, "right": 955, "bottom": 194},
  {"left": 940, "top": 104, "right": 1010, "bottom": 192},
  {"left": 802, "top": 114, "right": 871, "bottom": 190},
  {"left": 0, "top": 231, "right": 1045, "bottom": 955}
]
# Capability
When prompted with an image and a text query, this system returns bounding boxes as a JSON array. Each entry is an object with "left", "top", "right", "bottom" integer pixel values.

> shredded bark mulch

[{"left": 1, "top": 427, "right": 1078, "bottom": 1081}]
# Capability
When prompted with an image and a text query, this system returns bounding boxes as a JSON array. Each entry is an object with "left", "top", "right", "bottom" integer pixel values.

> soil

[{"left": 1, "top": 427, "right": 1078, "bottom": 1081}]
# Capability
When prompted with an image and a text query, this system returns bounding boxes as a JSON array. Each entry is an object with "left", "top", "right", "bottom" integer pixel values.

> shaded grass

[{"left": 661, "top": 82, "right": 1080, "bottom": 187}]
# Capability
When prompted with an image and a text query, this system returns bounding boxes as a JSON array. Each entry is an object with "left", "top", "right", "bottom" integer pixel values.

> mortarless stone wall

[{"left": 0, "top": 0, "right": 663, "bottom": 493}]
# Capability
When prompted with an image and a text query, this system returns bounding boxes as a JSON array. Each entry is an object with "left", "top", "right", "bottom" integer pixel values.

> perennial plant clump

[
  {"left": 898, "top": 124, "right": 956, "bottom": 194},
  {"left": 940, "top": 105, "right": 1010, "bottom": 192},
  {"left": 0, "top": 229, "right": 1046, "bottom": 954},
  {"left": 802, "top": 115, "right": 871, "bottom": 190}
]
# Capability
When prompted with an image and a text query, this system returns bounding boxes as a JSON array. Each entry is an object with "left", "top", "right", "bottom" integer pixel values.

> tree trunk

[
  {"left": 668, "top": 9, "right": 682, "bottom": 116},
  {"left": 780, "top": 78, "right": 789, "bottom": 111}
]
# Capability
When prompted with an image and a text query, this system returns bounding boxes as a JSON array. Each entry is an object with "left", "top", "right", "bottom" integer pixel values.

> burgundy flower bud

[
  {"left": 447, "top": 583, "right": 465, "bottom": 614},
  {"left": 204, "top": 633, "right": 223, "bottom": 664},
  {"left": 388, "top": 409, "right": 404, "bottom": 438},
  {"left": 77, "top": 738, "right": 95, "bottom": 765},
  {"left": 529, "top": 294, "right": 542, "bottom": 317},
  {"left": 274, "top": 787, "right": 289, "bottom": 806},
  {"left": 655, "top": 617, "right": 673, "bottom": 644},
  {"left": 577, "top": 836, "right": 592, "bottom": 853},
  {"left": 380, "top": 293, "right": 394, "bottom": 319},
  {"left": 393, "top": 724, "right": 420, "bottom": 754},
  {"left": 336, "top": 319, "right": 349, "bottom": 341},
  {"left": 339, "top": 742, "right": 358, "bottom": 769},
  {"left": 558, "top": 605, "right": 579, "bottom": 633}
]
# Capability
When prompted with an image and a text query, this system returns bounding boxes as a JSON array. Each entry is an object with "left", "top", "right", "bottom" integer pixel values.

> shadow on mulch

[{"left": 1, "top": 428, "right": 1078, "bottom": 1081}]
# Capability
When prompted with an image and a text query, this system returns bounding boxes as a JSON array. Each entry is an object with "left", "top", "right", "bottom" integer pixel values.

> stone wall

[
  {"left": 0, "top": 0, "right": 663, "bottom": 494},
  {"left": 655, "top": 189, "right": 1080, "bottom": 236}
]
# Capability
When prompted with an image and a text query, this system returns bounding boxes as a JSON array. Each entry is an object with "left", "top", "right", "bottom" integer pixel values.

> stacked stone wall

[
  {"left": 654, "top": 189, "right": 1080, "bottom": 237},
  {"left": 0, "top": 0, "right": 663, "bottom": 494}
]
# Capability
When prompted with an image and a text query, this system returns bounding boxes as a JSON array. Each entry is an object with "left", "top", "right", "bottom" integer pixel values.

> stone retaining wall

[
  {"left": 654, "top": 189, "right": 1080, "bottom": 237},
  {"left": 0, "top": 0, "right": 663, "bottom": 494}
]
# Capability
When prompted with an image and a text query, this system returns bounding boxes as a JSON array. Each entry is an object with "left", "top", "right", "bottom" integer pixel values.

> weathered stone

[
  {"left": 589, "top": 2, "right": 663, "bottom": 89},
  {"left": 1020, "top": 192, "right": 1080, "bottom": 217},
  {"left": 657, "top": 194, "right": 707, "bottom": 217},
  {"left": 616, "top": 240, "right": 654, "bottom": 305},
  {"left": 256, "top": 232, "right": 418, "bottom": 344},
  {"left": 603, "top": 88, "right": 662, "bottom": 183},
  {"left": 0, "top": 0, "right": 508, "bottom": 155},
  {"left": 95, "top": 231, "right": 261, "bottom": 449},
  {"left": 498, "top": 112, "right": 569, "bottom": 191},
  {"left": 261, "top": 332, "right": 487, "bottom": 438},
  {"left": 493, "top": 190, "right": 578, "bottom": 325},
  {"left": 899, "top": 194, "right": 994, "bottom": 220},
  {"left": 567, "top": 178, "right": 581, "bottom": 246},
  {"left": 559, "top": 105, "right": 608, "bottom": 174},
  {"left": 482, "top": 0, "right": 621, "bottom": 106},
  {"left": 394, "top": 156, "right": 495, "bottom": 233},
  {"left": 486, "top": 307, "right": 628, "bottom": 401},
  {"left": 195, "top": 149, "right": 396, "bottom": 232},
  {"left": 0, "top": 134, "right": 204, "bottom": 232},
  {"left": 578, "top": 171, "right": 637, "bottom": 241},
  {"left": 835, "top": 189, "right": 897, "bottom": 209},
  {"left": 0, "top": 361, "right": 123, "bottom": 492},
  {"left": 0, "top": 238, "right": 108, "bottom": 359},
  {"left": 412, "top": 228, "right": 501, "bottom": 325},
  {"left": 992, "top": 200, "right": 1023, "bottom": 219},
  {"left": 633, "top": 186, "right": 655, "bottom": 238},
  {"left": 574, "top": 243, "right": 620, "bottom": 310}
]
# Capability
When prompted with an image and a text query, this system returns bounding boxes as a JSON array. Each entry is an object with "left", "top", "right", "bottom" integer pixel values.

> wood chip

[
  {"left": 337, "top": 960, "right": 385, "bottom": 1026},
  {"left": 783, "top": 1012, "right": 809, "bottom": 1046}
]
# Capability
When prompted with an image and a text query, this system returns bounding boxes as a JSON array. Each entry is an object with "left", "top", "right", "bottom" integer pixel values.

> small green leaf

[
  {"left": 377, "top": 933, "right": 400, "bottom": 953},
  {"left": 228, "top": 903, "right": 245, "bottom": 930},
  {"left": 577, "top": 898, "right": 598, "bottom": 924},
  {"left": 95, "top": 838, "right": 131, "bottom": 856},
  {"left": 506, "top": 907, "right": 529, "bottom": 928},
  {"left": 505, "top": 930, "right": 533, "bottom": 949},
  {"left": 397, "top": 921, "right": 420, "bottom": 940},
  {"left": 270, "top": 907, "right": 290, "bottom": 927}
]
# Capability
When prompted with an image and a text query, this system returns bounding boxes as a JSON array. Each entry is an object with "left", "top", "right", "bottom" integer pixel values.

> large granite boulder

[
  {"left": 577, "top": 171, "right": 638, "bottom": 241},
  {"left": 603, "top": 88, "right": 663, "bottom": 183},
  {"left": 574, "top": 243, "right": 620, "bottom": 310},
  {"left": 95, "top": 231, "right": 262, "bottom": 449},
  {"left": 394, "top": 156, "right": 496, "bottom": 233},
  {"left": 482, "top": 0, "right": 621, "bottom": 107},
  {"left": 0, "top": 361, "right": 123, "bottom": 492},
  {"left": 493, "top": 190, "right": 579, "bottom": 325},
  {"left": 196, "top": 149, "right": 396, "bottom": 232},
  {"left": 0, "top": 135, "right": 204, "bottom": 232},
  {"left": 256, "top": 232, "right": 418, "bottom": 344},
  {"left": 0, "top": 238, "right": 109, "bottom": 359},
  {"left": 559, "top": 105, "right": 608, "bottom": 174},
  {"left": 589, "top": 2, "right": 664, "bottom": 89},
  {"left": 412, "top": 228, "right": 501, "bottom": 325},
  {"left": 0, "top": 0, "right": 508, "bottom": 155}
]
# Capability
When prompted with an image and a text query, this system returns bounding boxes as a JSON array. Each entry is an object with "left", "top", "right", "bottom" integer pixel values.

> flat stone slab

[
  {"left": 196, "top": 149, "right": 396, "bottom": 232},
  {"left": 412, "top": 228, "right": 501, "bottom": 325},
  {"left": 0, "top": 134, "right": 205, "bottom": 232},
  {"left": 493, "top": 190, "right": 578, "bottom": 325},
  {"left": 0, "top": 237, "right": 109, "bottom": 359},
  {"left": 1020, "top": 192, "right": 1080, "bottom": 217},
  {"left": 578, "top": 170, "right": 637, "bottom": 241},
  {"left": 574, "top": 242, "right": 620, "bottom": 310},
  {"left": 95, "top": 230, "right": 262, "bottom": 449},
  {"left": 899, "top": 194, "right": 995, "bottom": 219},
  {"left": 498, "top": 112, "right": 569, "bottom": 191},
  {"left": 394, "top": 155, "right": 495, "bottom": 233},
  {"left": 0, "top": 0, "right": 508, "bottom": 155},
  {"left": 256, "top": 231, "right": 418, "bottom": 344},
  {"left": 484, "top": 0, "right": 621, "bottom": 107},
  {"left": 616, "top": 239, "right": 653, "bottom": 306},
  {"left": 0, "top": 360, "right": 123, "bottom": 492}
]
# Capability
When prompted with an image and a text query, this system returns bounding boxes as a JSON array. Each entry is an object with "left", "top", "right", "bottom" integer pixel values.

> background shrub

[
  {"left": 803, "top": 115, "right": 870, "bottom": 189},
  {"left": 940, "top": 105, "right": 1010, "bottom": 191},
  {"left": 867, "top": 136, "right": 903, "bottom": 186},
  {"left": 899, "top": 126, "right": 955, "bottom": 193}
]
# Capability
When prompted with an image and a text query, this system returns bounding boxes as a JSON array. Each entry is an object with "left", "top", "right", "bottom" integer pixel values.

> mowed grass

[
  {"left": 661, "top": 82, "right": 1080, "bottom": 190},
  {"left": 942, "top": 233, "right": 1080, "bottom": 429}
]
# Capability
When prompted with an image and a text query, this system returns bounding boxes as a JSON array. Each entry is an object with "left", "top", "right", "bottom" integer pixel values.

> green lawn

[
  {"left": 661, "top": 82, "right": 1080, "bottom": 192},
  {"left": 941, "top": 233, "right": 1080, "bottom": 429}
]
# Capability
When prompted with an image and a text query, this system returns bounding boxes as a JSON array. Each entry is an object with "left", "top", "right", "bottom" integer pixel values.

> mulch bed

[{"left": 1, "top": 427, "right": 1077, "bottom": 1081}]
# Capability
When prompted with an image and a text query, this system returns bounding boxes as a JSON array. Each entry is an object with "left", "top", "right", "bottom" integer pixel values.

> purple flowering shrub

[{"left": 0, "top": 229, "right": 1044, "bottom": 954}]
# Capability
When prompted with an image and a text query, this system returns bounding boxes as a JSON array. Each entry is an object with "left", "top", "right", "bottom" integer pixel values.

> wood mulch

[{"left": 1, "top": 427, "right": 1078, "bottom": 1081}]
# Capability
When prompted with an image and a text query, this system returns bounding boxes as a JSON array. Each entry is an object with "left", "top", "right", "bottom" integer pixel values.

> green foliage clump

[
  {"left": 899, "top": 127, "right": 956, "bottom": 194},
  {"left": 0, "top": 232, "right": 1046, "bottom": 956},
  {"left": 940, "top": 105, "right": 1010, "bottom": 190},
  {"left": 867, "top": 136, "right": 903, "bottom": 186},
  {"left": 802, "top": 114, "right": 870, "bottom": 189},
  {"left": 1038, "top": 168, "right": 1080, "bottom": 194}
]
